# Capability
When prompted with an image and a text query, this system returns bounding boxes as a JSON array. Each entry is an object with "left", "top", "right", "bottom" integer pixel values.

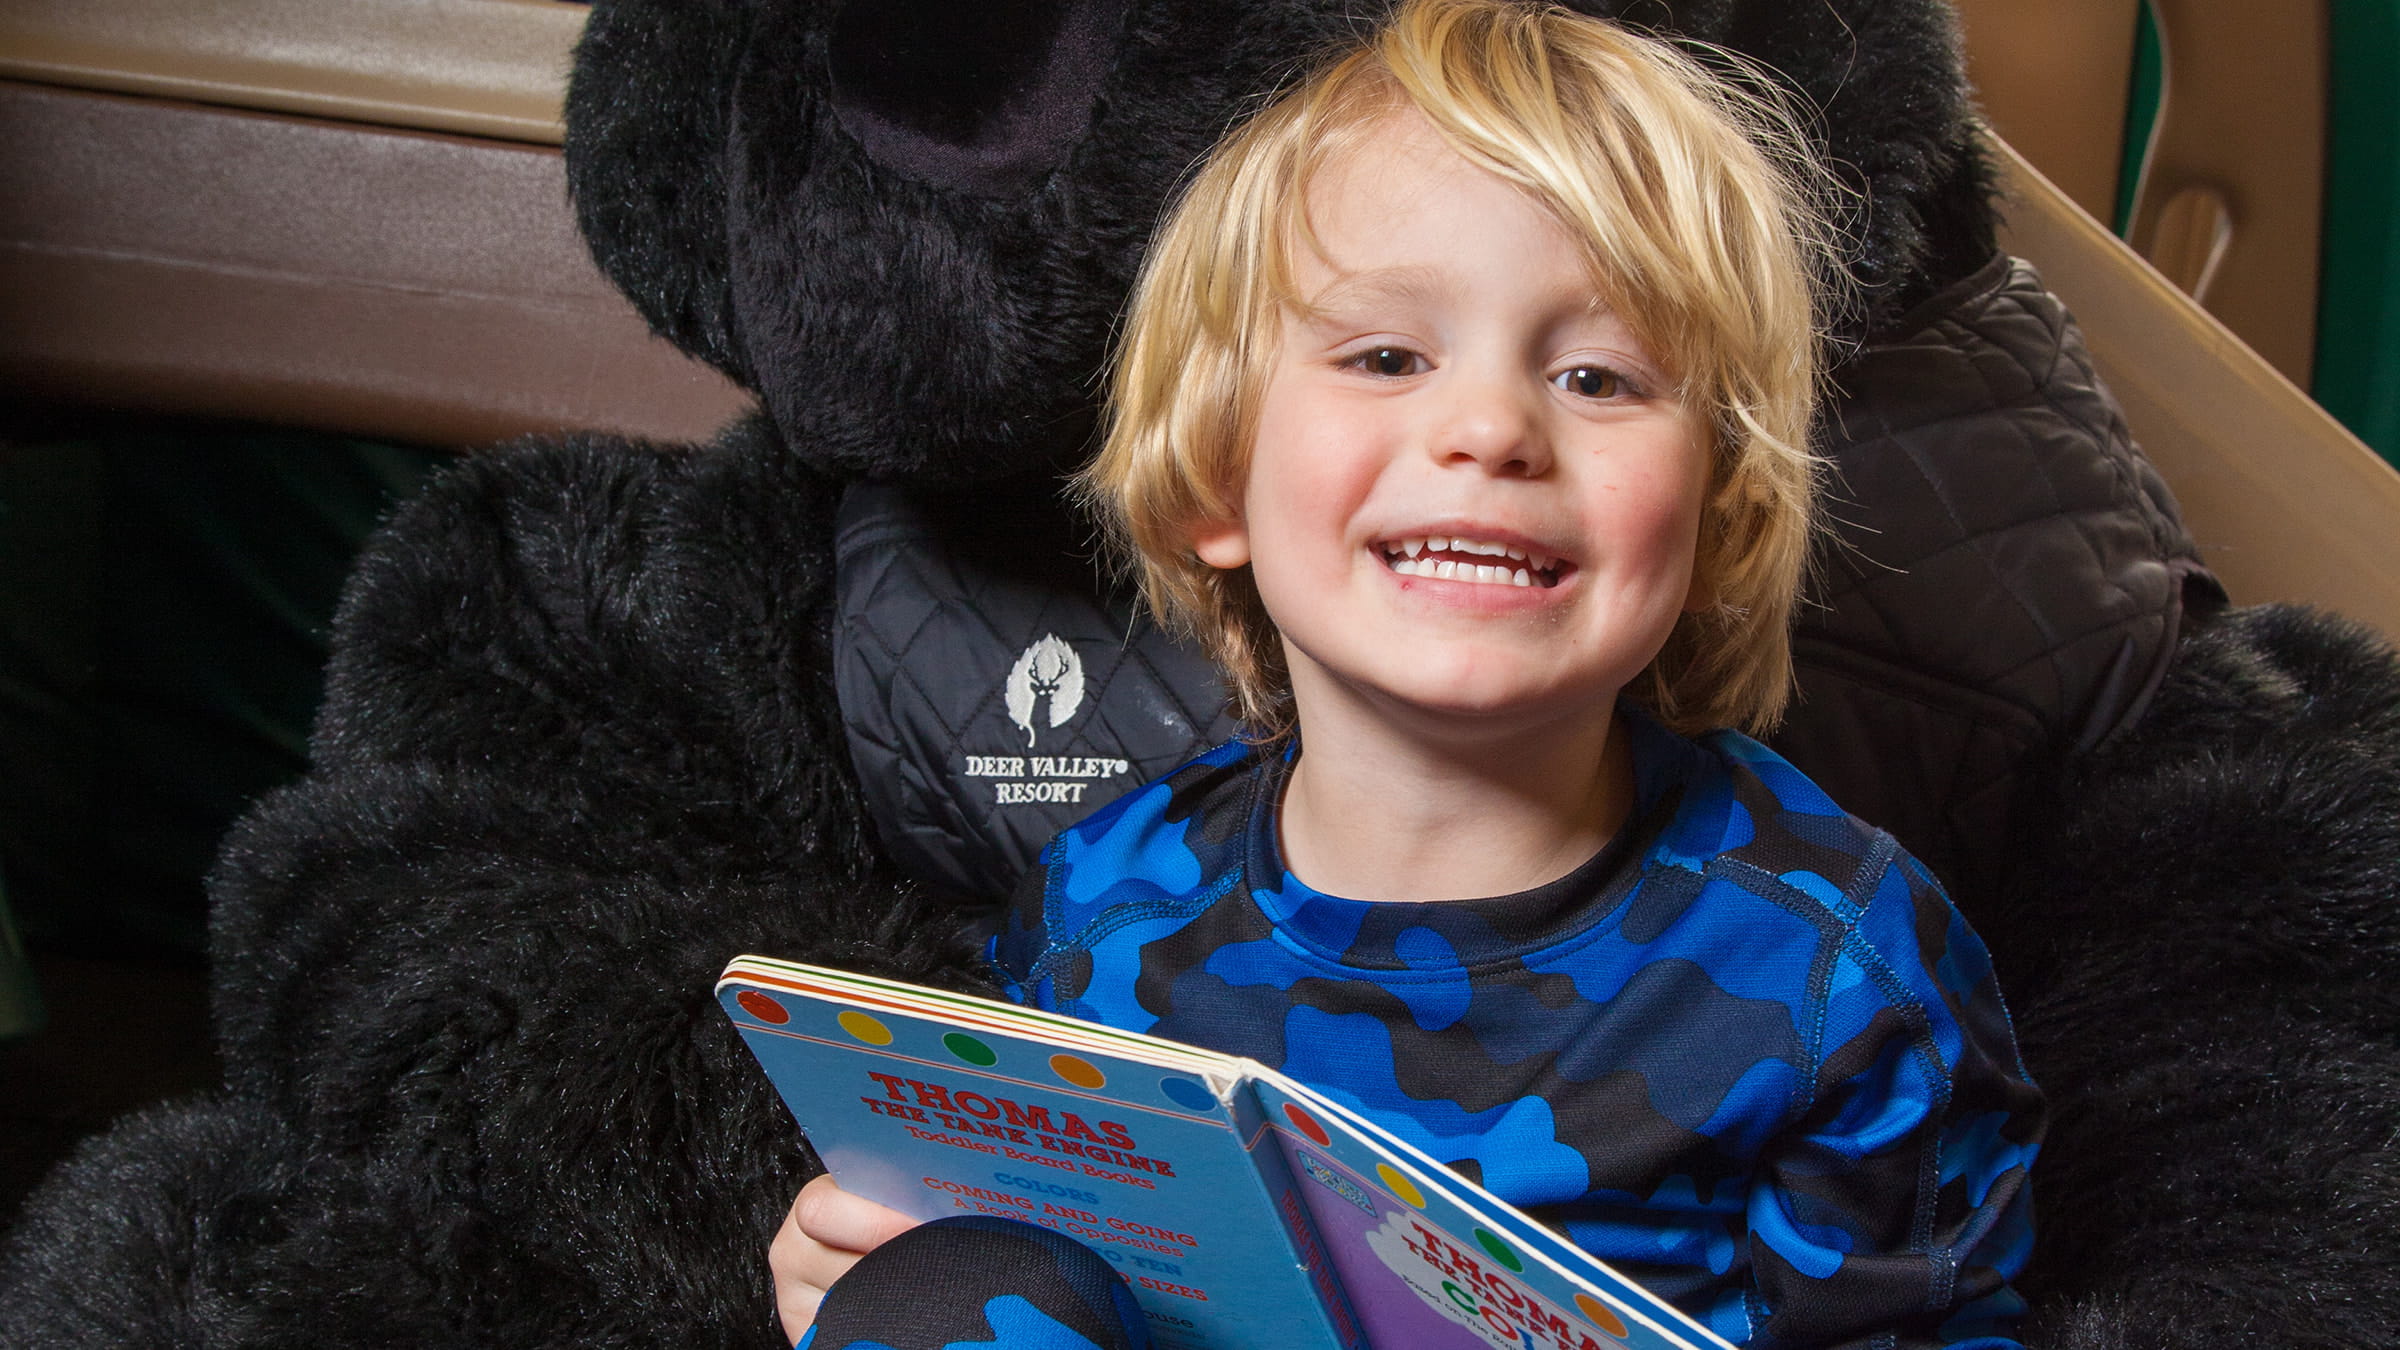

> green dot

[
  {"left": 942, "top": 1032, "right": 998, "bottom": 1066},
  {"left": 1473, "top": 1228, "right": 1523, "bottom": 1273}
]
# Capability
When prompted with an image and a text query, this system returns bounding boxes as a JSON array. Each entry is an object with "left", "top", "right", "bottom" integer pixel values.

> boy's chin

[{"left": 1307, "top": 668, "right": 1631, "bottom": 738}]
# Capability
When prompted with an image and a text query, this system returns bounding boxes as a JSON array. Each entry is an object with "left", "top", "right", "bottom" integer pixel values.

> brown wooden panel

[
  {"left": 1959, "top": 0, "right": 2328, "bottom": 388},
  {"left": 1995, "top": 137, "right": 2400, "bottom": 639},
  {"left": 0, "top": 82, "right": 753, "bottom": 449},
  {"left": 2125, "top": 0, "right": 2326, "bottom": 387},
  {"left": 1952, "top": 0, "right": 2141, "bottom": 224},
  {"left": 0, "top": 0, "right": 581, "bottom": 145}
]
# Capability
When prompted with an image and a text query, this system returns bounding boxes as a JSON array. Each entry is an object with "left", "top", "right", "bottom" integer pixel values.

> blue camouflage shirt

[{"left": 992, "top": 714, "right": 2041, "bottom": 1350}]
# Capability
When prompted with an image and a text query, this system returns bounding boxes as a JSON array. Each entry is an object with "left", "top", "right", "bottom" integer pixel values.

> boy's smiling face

[{"left": 1190, "top": 111, "right": 1711, "bottom": 737}]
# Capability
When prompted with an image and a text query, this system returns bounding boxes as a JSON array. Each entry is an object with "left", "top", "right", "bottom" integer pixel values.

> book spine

[{"left": 1228, "top": 1079, "right": 1372, "bottom": 1350}]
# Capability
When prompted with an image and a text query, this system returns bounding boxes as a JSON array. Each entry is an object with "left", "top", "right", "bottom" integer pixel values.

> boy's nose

[{"left": 1430, "top": 377, "right": 1550, "bottom": 477}]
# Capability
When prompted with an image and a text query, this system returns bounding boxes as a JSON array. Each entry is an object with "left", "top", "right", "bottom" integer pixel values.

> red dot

[
  {"left": 1282, "top": 1102, "right": 1331, "bottom": 1147},
  {"left": 736, "top": 990, "right": 789, "bottom": 1024}
]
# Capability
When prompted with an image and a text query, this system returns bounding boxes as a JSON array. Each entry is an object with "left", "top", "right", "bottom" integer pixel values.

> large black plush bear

[{"left": 5, "top": 1, "right": 2398, "bottom": 1347}]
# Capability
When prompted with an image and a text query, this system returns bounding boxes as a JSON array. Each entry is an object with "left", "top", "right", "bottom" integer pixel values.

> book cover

[
  {"left": 718, "top": 957, "right": 1727, "bottom": 1350},
  {"left": 720, "top": 957, "right": 1360, "bottom": 1350}
]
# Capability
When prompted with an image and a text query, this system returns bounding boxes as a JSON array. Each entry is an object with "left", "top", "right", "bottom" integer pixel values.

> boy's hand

[{"left": 770, "top": 1174, "right": 920, "bottom": 1344}]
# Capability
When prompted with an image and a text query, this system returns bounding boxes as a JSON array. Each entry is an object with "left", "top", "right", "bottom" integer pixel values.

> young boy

[{"left": 774, "top": 2, "right": 2043, "bottom": 1347}]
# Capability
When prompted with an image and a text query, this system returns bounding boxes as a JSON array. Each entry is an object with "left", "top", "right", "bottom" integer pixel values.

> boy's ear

[
  {"left": 1681, "top": 562, "right": 1718, "bottom": 615},
  {"left": 1189, "top": 516, "right": 1252, "bottom": 570},
  {"left": 1680, "top": 532, "right": 1720, "bottom": 614}
]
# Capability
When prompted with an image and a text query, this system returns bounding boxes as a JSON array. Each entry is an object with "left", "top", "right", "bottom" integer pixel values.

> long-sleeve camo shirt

[{"left": 993, "top": 714, "right": 2043, "bottom": 1350}]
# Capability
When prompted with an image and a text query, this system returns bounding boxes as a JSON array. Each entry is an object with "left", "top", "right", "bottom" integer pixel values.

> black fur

[
  {"left": 0, "top": 1099, "right": 304, "bottom": 1348},
  {"left": 1597, "top": 0, "right": 1994, "bottom": 330},
  {"left": 2001, "top": 607, "right": 2400, "bottom": 1348},
  {"left": 571, "top": 0, "right": 1990, "bottom": 489},
  {"left": 579, "top": 0, "right": 1364, "bottom": 483}
]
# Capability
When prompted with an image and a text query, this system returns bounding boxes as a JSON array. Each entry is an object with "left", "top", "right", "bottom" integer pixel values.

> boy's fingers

[
  {"left": 791, "top": 1244, "right": 864, "bottom": 1295},
  {"left": 793, "top": 1173, "right": 919, "bottom": 1253}
]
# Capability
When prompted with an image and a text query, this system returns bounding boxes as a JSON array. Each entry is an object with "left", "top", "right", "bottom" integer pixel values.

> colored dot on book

[
  {"left": 1573, "top": 1294, "right": 1629, "bottom": 1340},
  {"left": 734, "top": 990, "right": 789, "bottom": 1025},
  {"left": 1375, "top": 1164, "right": 1425, "bottom": 1209},
  {"left": 943, "top": 1033, "right": 998, "bottom": 1066},
  {"left": 1159, "top": 1077, "right": 1216, "bottom": 1112},
  {"left": 1473, "top": 1228, "right": 1524, "bottom": 1273},
  {"left": 1050, "top": 1054, "right": 1106, "bottom": 1089},
  {"left": 1281, "top": 1102, "right": 1331, "bottom": 1147},
  {"left": 837, "top": 1011, "right": 893, "bottom": 1046}
]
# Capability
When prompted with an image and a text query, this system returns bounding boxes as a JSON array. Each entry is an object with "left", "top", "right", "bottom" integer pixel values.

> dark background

[{"left": 0, "top": 410, "right": 447, "bottom": 1224}]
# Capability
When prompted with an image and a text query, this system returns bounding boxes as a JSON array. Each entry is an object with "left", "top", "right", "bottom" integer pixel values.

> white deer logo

[{"left": 1004, "top": 634, "right": 1086, "bottom": 748}]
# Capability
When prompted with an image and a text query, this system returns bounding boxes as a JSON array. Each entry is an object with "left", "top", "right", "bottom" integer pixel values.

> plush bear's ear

[
  {"left": 566, "top": 0, "right": 756, "bottom": 389},
  {"left": 1707, "top": 0, "right": 1993, "bottom": 336},
  {"left": 1569, "top": 0, "right": 1993, "bottom": 340},
  {"left": 561, "top": 0, "right": 1986, "bottom": 478}
]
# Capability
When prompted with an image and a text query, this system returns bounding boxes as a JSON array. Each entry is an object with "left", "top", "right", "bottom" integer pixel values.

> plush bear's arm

[
  {"left": 310, "top": 418, "right": 848, "bottom": 807},
  {"left": 1995, "top": 606, "right": 2400, "bottom": 1348},
  {"left": 212, "top": 414, "right": 942, "bottom": 1065},
  {"left": 199, "top": 753, "right": 982, "bottom": 1346},
  {"left": 195, "top": 418, "right": 1011, "bottom": 1342}
]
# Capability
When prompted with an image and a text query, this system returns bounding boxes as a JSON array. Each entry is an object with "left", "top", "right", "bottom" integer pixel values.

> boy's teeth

[
  {"left": 1386, "top": 553, "right": 1549, "bottom": 588},
  {"left": 1383, "top": 538, "right": 1563, "bottom": 587}
]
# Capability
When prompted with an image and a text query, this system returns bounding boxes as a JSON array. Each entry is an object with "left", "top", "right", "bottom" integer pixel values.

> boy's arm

[{"left": 1745, "top": 853, "right": 2044, "bottom": 1350}]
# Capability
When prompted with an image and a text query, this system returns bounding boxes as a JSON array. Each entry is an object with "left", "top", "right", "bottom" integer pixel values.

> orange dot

[
  {"left": 837, "top": 1010, "right": 894, "bottom": 1045},
  {"left": 1281, "top": 1102, "right": 1331, "bottom": 1147},
  {"left": 1049, "top": 1054, "right": 1106, "bottom": 1089},
  {"left": 735, "top": 990, "right": 789, "bottom": 1025},
  {"left": 1574, "top": 1294, "right": 1629, "bottom": 1340}
]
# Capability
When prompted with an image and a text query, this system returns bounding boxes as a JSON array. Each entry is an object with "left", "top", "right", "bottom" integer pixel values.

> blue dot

[{"left": 1159, "top": 1076, "right": 1216, "bottom": 1112}]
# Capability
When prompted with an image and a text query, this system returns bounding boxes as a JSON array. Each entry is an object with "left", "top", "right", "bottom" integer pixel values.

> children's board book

[{"left": 719, "top": 956, "right": 1732, "bottom": 1350}]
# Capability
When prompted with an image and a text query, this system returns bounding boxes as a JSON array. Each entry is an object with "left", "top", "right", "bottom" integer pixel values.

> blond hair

[{"left": 1082, "top": 0, "right": 1839, "bottom": 738}]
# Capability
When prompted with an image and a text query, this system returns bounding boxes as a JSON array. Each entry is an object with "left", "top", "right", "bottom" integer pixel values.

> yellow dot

[
  {"left": 1376, "top": 1163, "right": 1427, "bottom": 1209},
  {"left": 1574, "top": 1294, "right": 1629, "bottom": 1340},
  {"left": 1049, "top": 1054, "right": 1106, "bottom": 1089},
  {"left": 837, "top": 1011, "right": 893, "bottom": 1046}
]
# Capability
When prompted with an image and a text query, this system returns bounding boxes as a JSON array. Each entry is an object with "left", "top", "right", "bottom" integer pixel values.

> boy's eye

[
  {"left": 1350, "top": 347, "right": 1422, "bottom": 377},
  {"left": 1553, "top": 366, "right": 1622, "bottom": 398}
]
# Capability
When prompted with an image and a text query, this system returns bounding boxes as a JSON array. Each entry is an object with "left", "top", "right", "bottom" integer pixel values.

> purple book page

[{"left": 1246, "top": 1076, "right": 1731, "bottom": 1350}]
